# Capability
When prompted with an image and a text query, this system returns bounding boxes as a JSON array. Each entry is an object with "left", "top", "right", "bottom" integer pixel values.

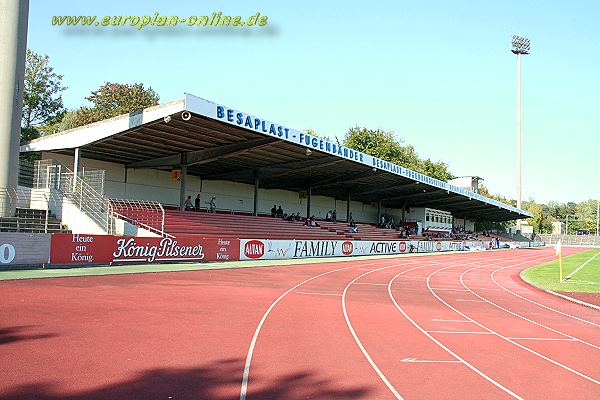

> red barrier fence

[{"left": 50, "top": 234, "right": 239, "bottom": 265}]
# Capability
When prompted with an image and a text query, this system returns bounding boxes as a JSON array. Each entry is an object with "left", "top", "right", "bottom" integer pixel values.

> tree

[
  {"left": 341, "top": 127, "right": 453, "bottom": 181},
  {"left": 73, "top": 82, "right": 159, "bottom": 127},
  {"left": 37, "top": 110, "right": 79, "bottom": 136},
  {"left": 575, "top": 199, "right": 599, "bottom": 231},
  {"left": 21, "top": 49, "right": 67, "bottom": 142},
  {"left": 526, "top": 202, "right": 552, "bottom": 233}
]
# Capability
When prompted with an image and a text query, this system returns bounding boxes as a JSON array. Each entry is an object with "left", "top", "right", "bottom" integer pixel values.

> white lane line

[
  {"left": 239, "top": 258, "right": 401, "bottom": 400},
  {"left": 426, "top": 330, "right": 493, "bottom": 335},
  {"left": 342, "top": 264, "right": 426, "bottom": 400},
  {"left": 339, "top": 253, "right": 515, "bottom": 398},
  {"left": 430, "top": 288, "right": 470, "bottom": 292},
  {"left": 431, "top": 319, "right": 473, "bottom": 323},
  {"left": 296, "top": 291, "right": 342, "bottom": 296},
  {"left": 564, "top": 251, "right": 600, "bottom": 281},
  {"left": 463, "top": 266, "right": 600, "bottom": 351},
  {"left": 491, "top": 266, "right": 600, "bottom": 328},
  {"left": 388, "top": 276, "right": 525, "bottom": 399},
  {"left": 430, "top": 263, "right": 600, "bottom": 385},
  {"left": 401, "top": 357, "right": 461, "bottom": 363},
  {"left": 508, "top": 337, "right": 577, "bottom": 341}
]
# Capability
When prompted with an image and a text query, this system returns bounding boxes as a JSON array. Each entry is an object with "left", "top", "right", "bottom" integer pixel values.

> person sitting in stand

[
  {"left": 388, "top": 217, "right": 396, "bottom": 230},
  {"left": 209, "top": 197, "right": 217, "bottom": 213},
  {"left": 309, "top": 215, "right": 320, "bottom": 227},
  {"left": 184, "top": 196, "right": 194, "bottom": 211},
  {"left": 276, "top": 206, "right": 284, "bottom": 218},
  {"left": 332, "top": 209, "right": 337, "bottom": 222},
  {"left": 286, "top": 212, "right": 296, "bottom": 222},
  {"left": 348, "top": 221, "right": 358, "bottom": 233},
  {"left": 294, "top": 213, "right": 302, "bottom": 221},
  {"left": 325, "top": 210, "right": 332, "bottom": 221},
  {"left": 271, "top": 205, "right": 277, "bottom": 217}
]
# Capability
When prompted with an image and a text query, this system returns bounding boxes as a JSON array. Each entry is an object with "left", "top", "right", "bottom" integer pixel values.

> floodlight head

[{"left": 511, "top": 35, "right": 531, "bottom": 54}]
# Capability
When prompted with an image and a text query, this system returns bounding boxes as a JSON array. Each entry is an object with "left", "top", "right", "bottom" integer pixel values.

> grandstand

[{"left": 0, "top": 93, "right": 534, "bottom": 264}]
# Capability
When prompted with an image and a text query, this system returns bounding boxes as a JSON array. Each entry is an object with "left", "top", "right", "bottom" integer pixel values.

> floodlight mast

[{"left": 511, "top": 35, "right": 530, "bottom": 233}]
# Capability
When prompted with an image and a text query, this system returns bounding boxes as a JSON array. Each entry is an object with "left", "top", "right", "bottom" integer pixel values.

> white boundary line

[
  {"left": 342, "top": 252, "right": 528, "bottom": 399},
  {"left": 239, "top": 257, "right": 427, "bottom": 400},
  {"left": 429, "top": 264, "right": 600, "bottom": 385},
  {"left": 492, "top": 265, "right": 600, "bottom": 327},
  {"left": 564, "top": 250, "right": 600, "bottom": 281},
  {"left": 239, "top": 263, "right": 363, "bottom": 400},
  {"left": 387, "top": 265, "right": 527, "bottom": 399},
  {"left": 462, "top": 266, "right": 600, "bottom": 350}
]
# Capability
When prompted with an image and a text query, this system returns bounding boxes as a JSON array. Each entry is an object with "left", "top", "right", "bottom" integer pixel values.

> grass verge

[{"left": 521, "top": 249, "right": 600, "bottom": 293}]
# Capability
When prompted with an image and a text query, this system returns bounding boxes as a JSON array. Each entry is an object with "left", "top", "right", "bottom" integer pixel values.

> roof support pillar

[
  {"left": 253, "top": 169, "right": 259, "bottom": 217},
  {"left": 377, "top": 199, "right": 382, "bottom": 223},
  {"left": 401, "top": 200, "right": 406, "bottom": 224},
  {"left": 306, "top": 186, "right": 312, "bottom": 219},
  {"left": 72, "top": 147, "right": 81, "bottom": 190},
  {"left": 179, "top": 153, "right": 187, "bottom": 211},
  {"left": 346, "top": 194, "right": 351, "bottom": 223}
]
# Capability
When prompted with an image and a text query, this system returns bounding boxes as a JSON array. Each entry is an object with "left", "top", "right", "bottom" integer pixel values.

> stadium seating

[
  {"left": 162, "top": 210, "right": 410, "bottom": 241},
  {"left": 116, "top": 207, "right": 513, "bottom": 243}
]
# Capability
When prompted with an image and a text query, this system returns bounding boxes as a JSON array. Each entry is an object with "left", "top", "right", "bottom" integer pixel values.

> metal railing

[
  {"left": 34, "top": 160, "right": 110, "bottom": 232},
  {"left": 109, "top": 198, "right": 172, "bottom": 238},
  {"left": 32, "top": 160, "right": 172, "bottom": 237},
  {"left": 0, "top": 186, "right": 64, "bottom": 233},
  {"left": 537, "top": 234, "right": 600, "bottom": 247}
]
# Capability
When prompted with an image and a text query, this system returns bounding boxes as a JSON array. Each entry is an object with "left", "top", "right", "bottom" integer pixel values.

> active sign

[{"left": 50, "top": 234, "right": 239, "bottom": 265}]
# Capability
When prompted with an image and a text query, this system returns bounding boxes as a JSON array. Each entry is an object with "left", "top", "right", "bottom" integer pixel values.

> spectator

[
  {"left": 184, "top": 196, "right": 194, "bottom": 211},
  {"left": 195, "top": 194, "right": 201, "bottom": 212},
  {"left": 348, "top": 221, "right": 358, "bottom": 233},
  {"left": 308, "top": 215, "right": 320, "bottom": 227},
  {"left": 209, "top": 197, "right": 217, "bottom": 213},
  {"left": 325, "top": 210, "right": 332, "bottom": 221},
  {"left": 276, "top": 206, "right": 284, "bottom": 218},
  {"left": 495, "top": 237, "right": 500, "bottom": 248},
  {"left": 332, "top": 210, "right": 337, "bottom": 222},
  {"left": 348, "top": 212, "right": 354, "bottom": 224},
  {"left": 286, "top": 213, "right": 296, "bottom": 222},
  {"left": 271, "top": 205, "right": 277, "bottom": 217}
]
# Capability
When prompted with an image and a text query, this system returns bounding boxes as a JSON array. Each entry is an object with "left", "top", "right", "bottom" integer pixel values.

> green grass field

[{"left": 522, "top": 249, "right": 600, "bottom": 293}]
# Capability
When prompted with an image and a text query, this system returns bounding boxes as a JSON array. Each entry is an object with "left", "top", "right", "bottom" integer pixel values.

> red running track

[{"left": 0, "top": 247, "right": 599, "bottom": 399}]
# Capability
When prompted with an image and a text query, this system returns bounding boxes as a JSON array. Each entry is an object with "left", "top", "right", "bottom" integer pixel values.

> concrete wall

[
  {"left": 43, "top": 153, "right": 383, "bottom": 223},
  {"left": 41, "top": 152, "right": 477, "bottom": 228}
]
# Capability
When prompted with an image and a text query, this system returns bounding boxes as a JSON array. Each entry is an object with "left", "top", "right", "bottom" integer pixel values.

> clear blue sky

[{"left": 27, "top": 0, "right": 600, "bottom": 204}]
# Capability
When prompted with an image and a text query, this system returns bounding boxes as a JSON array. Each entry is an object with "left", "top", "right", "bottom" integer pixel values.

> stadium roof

[{"left": 21, "top": 94, "right": 531, "bottom": 221}]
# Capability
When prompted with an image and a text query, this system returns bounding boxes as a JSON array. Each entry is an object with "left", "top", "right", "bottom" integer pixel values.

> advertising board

[
  {"left": 0, "top": 233, "right": 51, "bottom": 266},
  {"left": 50, "top": 234, "right": 239, "bottom": 265}
]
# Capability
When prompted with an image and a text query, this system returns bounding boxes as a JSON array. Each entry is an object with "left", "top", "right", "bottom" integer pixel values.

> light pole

[
  {"left": 596, "top": 200, "right": 600, "bottom": 236},
  {"left": 511, "top": 35, "right": 530, "bottom": 233}
]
